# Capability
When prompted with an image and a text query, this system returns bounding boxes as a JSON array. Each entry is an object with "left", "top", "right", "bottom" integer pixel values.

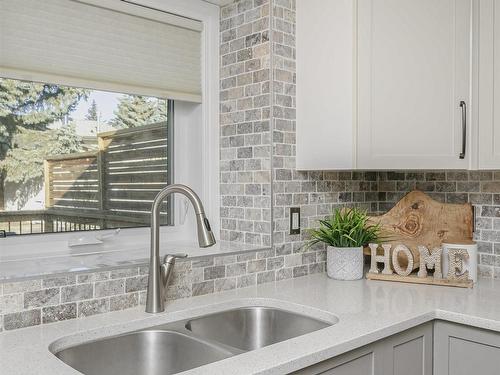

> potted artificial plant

[{"left": 307, "top": 208, "right": 381, "bottom": 280}]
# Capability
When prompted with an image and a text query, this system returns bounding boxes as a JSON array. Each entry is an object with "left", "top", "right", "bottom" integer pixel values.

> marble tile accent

[
  {"left": 204, "top": 266, "right": 226, "bottom": 280},
  {"left": 94, "top": 280, "right": 125, "bottom": 298},
  {"left": 42, "top": 275, "right": 76, "bottom": 288},
  {"left": 237, "top": 273, "right": 256, "bottom": 288},
  {"left": 247, "top": 259, "right": 266, "bottom": 273},
  {"left": 61, "top": 284, "right": 93, "bottom": 303},
  {"left": 227, "top": 262, "right": 247, "bottom": 276},
  {"left": 192, "top": 281, "right": 215, "bottom": 296},
  {"left": 0, "top": 294, "right": 23, "bottom": 315},
  {"left": 3, "top": 280, "right": 42, "bottom": 294},
  {"left": 109, "top": 293, "right": 139, "bottom": 312},
  {"left": 42, "top": 303, "right": 77, "bottom": 324},
  {"left": 3, "top": 309, "right": 41, "bottom": 330},
  {"left": 214, "top": 277, "right": 236, "bottom": 292},
  {"left": 24, "top": 288, "right": 60, "bottom": 309},
  {"left": 125, "top": 276, "right": 148, "bottom": 293},
  {"left": 77, "top": 299, "right": 109, "bottom": 318}
]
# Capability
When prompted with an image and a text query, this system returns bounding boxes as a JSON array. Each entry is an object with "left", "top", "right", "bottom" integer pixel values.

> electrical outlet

[{"left": 289, "top": 207, "right": 300, "bottom": 235}]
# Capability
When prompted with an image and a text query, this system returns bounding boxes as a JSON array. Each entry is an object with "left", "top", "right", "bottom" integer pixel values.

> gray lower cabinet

[
  {"left": 294, "top": 323, "right": 433, "bottom": 375},
  {"left": 434, "top": 320, "right": 500, "bottom": 375},
  {"left": 293, "top": 345, "right": 378, "bottom": 375},
  {"left": 294, "top": 321, "right": 500, "bottom": 375},
  {"left": 379, "top": 323, "right": 433, "bottom": 375}
]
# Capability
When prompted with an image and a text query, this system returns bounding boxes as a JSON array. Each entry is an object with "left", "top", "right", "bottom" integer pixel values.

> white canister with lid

[{"left": 441, "top": 241, "right": 477, "bottom": 282}]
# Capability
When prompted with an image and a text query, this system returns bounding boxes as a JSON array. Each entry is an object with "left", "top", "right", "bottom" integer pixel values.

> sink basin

[
  {"left": 55, "top": 330, "right": 232, "bottom": 375},
  {"left": 53, "top": 305, "right": 335, "bottom": 374},
  {"left": 185, "top": 306, "right": 331, "bottom": 351}
]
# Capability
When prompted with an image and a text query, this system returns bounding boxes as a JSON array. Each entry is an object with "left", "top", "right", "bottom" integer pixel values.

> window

[
  {"left": 0, "top": 0, "right": 220, "bottom": 257},
  {"left": 0, "top": 78, "right": 173, "bottom": 235}
]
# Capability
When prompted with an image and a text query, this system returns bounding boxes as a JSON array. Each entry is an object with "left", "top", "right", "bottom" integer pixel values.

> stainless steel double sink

[{"left": 54, "top": 306, "right": 334, "bottom": 375}]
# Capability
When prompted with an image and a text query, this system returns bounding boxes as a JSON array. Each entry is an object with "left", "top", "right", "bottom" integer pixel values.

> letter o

[{"left": 392, "top": 245, "right": 414, "bottom": 276}]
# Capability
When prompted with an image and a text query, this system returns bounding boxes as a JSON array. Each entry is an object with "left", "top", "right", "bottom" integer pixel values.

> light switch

[{"left": 290, "top": 207, "right": 300, "bottom": 235}]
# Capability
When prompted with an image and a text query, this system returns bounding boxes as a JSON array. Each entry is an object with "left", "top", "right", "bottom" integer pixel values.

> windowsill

[{"left": 0, "top": 240, "right": 269, "bottom": 282}]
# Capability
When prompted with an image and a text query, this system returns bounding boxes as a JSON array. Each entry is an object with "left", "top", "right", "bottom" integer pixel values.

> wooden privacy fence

[{"left": 44, "top": 122, "right": 170, "bottom": 227}]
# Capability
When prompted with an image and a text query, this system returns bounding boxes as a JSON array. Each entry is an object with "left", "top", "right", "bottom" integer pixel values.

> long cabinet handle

[{"left": 459, "top": 101, "right": 466, "bottom": 159}]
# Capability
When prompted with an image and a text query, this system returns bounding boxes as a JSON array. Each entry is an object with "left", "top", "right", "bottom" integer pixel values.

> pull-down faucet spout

[{"left": 146, "top": 184, "right": 216, "bottom": 313}]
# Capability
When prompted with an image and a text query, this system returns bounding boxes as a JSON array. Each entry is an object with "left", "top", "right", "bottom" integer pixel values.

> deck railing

[{"left": 2, "top": 122, "right": 170, "bottom": 235}]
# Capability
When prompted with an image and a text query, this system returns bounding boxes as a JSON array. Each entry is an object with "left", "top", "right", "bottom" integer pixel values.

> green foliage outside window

[
  {"left": 0, "top": 78, "right": 87, "bottom": 208},
  {"left": 110, "top": 95, "right": 167, "bottom": 128}
]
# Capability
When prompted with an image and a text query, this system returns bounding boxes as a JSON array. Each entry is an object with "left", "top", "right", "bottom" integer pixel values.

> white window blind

[{"left": 0, "top": 0, "right": 202, "bottom": 102}]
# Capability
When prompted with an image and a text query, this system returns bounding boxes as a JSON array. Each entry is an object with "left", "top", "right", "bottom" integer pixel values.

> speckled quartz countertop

[{"left": 2, "top": 273, "right": 500, "bottom": 375}]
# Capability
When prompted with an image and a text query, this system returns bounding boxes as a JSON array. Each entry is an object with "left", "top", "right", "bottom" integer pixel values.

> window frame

[{"left": 0, "top": 0, "right": 220, "bottom": 260}]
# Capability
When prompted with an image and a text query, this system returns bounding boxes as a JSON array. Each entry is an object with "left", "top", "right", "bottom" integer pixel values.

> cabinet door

[
  {"left": 296, "top": 0, "right": 355, "bottom": 170},
  {"left": 434, "top": 321, "right": 500, "bottom": 375},
  {"left": 377, "top": 322, "right": 433, "bottom": 375},
  {"left": 357, "top": 0, "right": 471, "bottom": 169},
  {"left": 478, "top": 0, "right": 500, "bottom": 168},
  {"left": 292, "top": 346, "right": 377, "bottom": 375},
  {"left": 293, "top": 323, "right": 432, "bottom": 375}
]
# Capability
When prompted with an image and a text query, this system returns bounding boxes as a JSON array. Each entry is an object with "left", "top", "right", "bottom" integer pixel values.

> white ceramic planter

[{"left": 327, "top": 246, "right": 364, "bottom": 280}]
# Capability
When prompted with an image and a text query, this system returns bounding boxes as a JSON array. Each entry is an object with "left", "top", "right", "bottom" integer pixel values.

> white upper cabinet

[
  {"left": 296, "top": 0, "right": 355, "bottom": 170},
  {"left": 357, "top": 0, "right": 471, "bottom": 170},
  {"left": 296, "top": 0, "right": 476, "bottom": 170},
  {"left": 478, "top": 0, "right": 500, "bottom": 169}
]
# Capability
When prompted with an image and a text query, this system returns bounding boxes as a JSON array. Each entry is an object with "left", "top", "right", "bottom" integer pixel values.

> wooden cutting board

[{"left": 365, "top": 190, "right": 474, "bottom": 269}]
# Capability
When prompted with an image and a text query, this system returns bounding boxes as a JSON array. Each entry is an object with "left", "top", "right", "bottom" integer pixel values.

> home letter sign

[{"left": 366, "top": 243, "right": 473, "bottom": 288}]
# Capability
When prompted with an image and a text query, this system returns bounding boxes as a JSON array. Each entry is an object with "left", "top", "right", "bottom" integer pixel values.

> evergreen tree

[
  {"left": 85, "top": 99, "right": 99, "bottom": 121},
  {"left": 0, "top": 78, "right": 87, "bottom": 209},
  {"left": 110, "top": 95, "right": 167, "bottom": 128},
  {"left": 1, "top": 125, "right": 83, "bottom": 183}
]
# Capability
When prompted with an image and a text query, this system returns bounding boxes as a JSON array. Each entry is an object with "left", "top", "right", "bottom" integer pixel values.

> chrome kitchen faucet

[{"left": 146, "top": 184, "right": 216, "bottom": 313}]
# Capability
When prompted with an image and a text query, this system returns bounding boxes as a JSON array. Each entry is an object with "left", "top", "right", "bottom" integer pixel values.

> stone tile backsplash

[
  {"left": 219, "top": 0, "right": 381, "bottom": 262},
  {"left": 234, "top": 0, "right": 500, "bottom": 281},
  {"left": 219, "top": 0, "right": 273, "bottom": 247},
  {"left": 0, "top": 246, "right": 326, "bottom": 332},
  {"left": 267, "top": 0, "right": 382, "bottom": 262},
  {"left": 2, "top": 0, "right": 500, "bottom": 334}
]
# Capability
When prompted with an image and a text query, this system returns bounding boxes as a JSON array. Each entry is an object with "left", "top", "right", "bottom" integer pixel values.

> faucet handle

[
  {"left": 163, "top": 253, "right": 188, "bottom": 264},
  {"left": 160, "top": 253, "right": 188, "bottom": 293}
]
